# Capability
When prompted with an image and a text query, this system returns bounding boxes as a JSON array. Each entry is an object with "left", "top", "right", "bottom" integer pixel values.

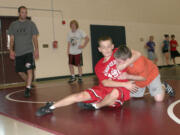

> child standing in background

[
  {"left": 67, "top": 20, "right": 89, "bottom": 83},
  {"left": 145, "top": 36, "right": 158, "bottom": 65},
  {"left": 162, "top": 34, "right": 170, "bottom": 65},
  {"left": 170, "top": 34, "right": 180, "bottom": 65}
]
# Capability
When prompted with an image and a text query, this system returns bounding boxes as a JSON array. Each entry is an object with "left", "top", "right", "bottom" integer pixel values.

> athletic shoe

[
  {"left": 24, "top": 88, "right": 31, "bottom": 98},
  {"left": 68, "top": 76, "right": 76, "bottom": 83},
  {"left": 163, "top": 81, "right": 175, "bottom": 97},
  {"left": 77, "top": 102, "right": 96, "bottom": 110},
  {"left": 36, "top": 102, "right": 54, "bottom": 117},
  {"left": 78, "top": 75, "right": 82, "bottom": 83}
]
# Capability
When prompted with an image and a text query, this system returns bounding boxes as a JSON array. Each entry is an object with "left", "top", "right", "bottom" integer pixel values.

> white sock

[
  {"left": 49, "top": 105, "right": 56, "bottom": 110},
  {"left": 26, "top": 86, "right": 31, "bottom": 89},
  {"left": 91, "top": 103, "right": 99, "bottom": 109}
]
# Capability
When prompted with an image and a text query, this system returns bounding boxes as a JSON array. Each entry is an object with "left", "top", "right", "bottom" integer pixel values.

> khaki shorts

[{"left": 130, "top": 75, "right": 163, "bottom": 97}]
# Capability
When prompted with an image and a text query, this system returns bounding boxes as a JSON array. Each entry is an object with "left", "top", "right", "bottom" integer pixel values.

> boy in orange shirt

[{"left": 113, "top": 46, "right": 175, "bottom": 102}]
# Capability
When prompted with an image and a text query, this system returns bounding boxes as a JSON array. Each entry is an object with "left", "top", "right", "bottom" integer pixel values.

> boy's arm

[
  {"left": 67, "top": 42, "right": 70, "bottom": 55},
  {"left": 174, "top": 41, "right": 178, "bottom": 47},
  {"left": 144, "top": 44, "right": 148, "bottom": 49},
  {"left": 116, "top": 72, "right": 146, "bottom": 81},
  {"left": 144, "top": 44, "right": 150, "bottom": 49},
  {"left": 79, "top": 36, "right": 89, "bottom": 49},
  {"left": 125, "top": 74, "right": 146, "bottom": 81},
  {"left": 102, "top": 79, "right": 139, "bottom": 93},
  {"left": 162, "top": 42, "right": 165, "bottom": 48},
  {"left": 117, "top": 50, "right": 141, "bottom": 71}
]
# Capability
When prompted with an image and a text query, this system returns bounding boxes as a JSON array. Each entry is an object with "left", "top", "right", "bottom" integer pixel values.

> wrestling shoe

[
  {"left": 78, "top": 75, "right": 83, "bottom": 83},
  {"left": 24, "top": 88, "right": 31, "bottom": 98},
  {"left": 163, "top": 81, "right": 175, "bottom": 97},
  {"left": 68, "top": 76, "right": 76, "bottom": 83},
  {"left": 36, "top": 102, "right": 54, "bottom": 117},
  {"left": 77, "top": 102, "right": 96, "bottom": 110}
]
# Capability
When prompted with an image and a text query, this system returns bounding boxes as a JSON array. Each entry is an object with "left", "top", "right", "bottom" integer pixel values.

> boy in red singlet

[{"left": 36, "top": 36, "right": 141, "bottom": 117}]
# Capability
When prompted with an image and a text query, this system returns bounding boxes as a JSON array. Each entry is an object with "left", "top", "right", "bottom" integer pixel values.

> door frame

[{"left": 0, "top": 16, "right": 31, "bottom": 88}]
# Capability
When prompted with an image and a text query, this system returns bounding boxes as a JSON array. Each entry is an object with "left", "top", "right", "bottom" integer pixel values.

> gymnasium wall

[{"left": 0, "top": 0, "right": 180, "bottom": 79}]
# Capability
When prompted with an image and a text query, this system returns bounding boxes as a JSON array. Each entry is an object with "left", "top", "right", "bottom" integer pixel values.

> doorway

[
  {"left": 90, "top": 25, "right": 126, "bottom": 72},
  {"left": 0, "top": 16, "right": 24, "bottom": 87}
]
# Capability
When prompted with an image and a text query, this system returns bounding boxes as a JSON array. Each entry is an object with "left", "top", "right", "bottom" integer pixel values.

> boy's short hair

[
  {"left": 18, "top": 6, "right": 27, "bottom": 13},
  {"left": 171, "top": 34, "right": 175, "bottom": 38},
  {"left": 114, "top": 45, "right": 132, "bottom": 60},
  {"left": 70, "top": 20, "right": 79, "bottom": 29},
  {"left": 98, "top": 36, "right": 112, "bottom": 47},
  {"left": 164, "top": 34, "right": 169, "bottom": 38},
  {"left": 150, "top": 35, "right": 154, "bottom": 38}
]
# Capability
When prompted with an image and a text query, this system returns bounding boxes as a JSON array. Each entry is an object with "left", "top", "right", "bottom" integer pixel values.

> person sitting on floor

[{"left": 35, "top": 36, "right": 142, "bottom": 116}]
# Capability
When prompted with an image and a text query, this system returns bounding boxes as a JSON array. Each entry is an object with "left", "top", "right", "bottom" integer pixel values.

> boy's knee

[
  {"left": 154, "top": 97, "right": 164, "bottom": 102},
  {"left": 154, "top": 92, "right": 164, "bottom": 102},
  {"left": 110, "top": 89, "right": 119, "bottom": 100}
]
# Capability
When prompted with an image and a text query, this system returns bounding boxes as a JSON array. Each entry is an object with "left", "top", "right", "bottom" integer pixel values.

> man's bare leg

[
  {"left": 18, "top": 71, "right": 34, "bottom": 86},
  {"left": 24, "top": 69, "right": 33, "bottom": 97},
  {"left": 26, "top": 69, "right": 33, "bottom": 87},
  {"left": 18, "top": 72, "right": 27, "bottom": 81}
]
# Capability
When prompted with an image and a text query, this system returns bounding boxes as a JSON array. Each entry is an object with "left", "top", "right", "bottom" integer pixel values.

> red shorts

[
  {"left": 69, "top": 53, "right": 83, "bottom": 66},
  {"left": 84, "top": 86, "right": 130, "bottom": 108}
]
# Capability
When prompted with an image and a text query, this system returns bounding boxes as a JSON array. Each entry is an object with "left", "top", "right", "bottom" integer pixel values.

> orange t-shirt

[{"left": 127, "top": 56, "right": 159, "bottom": 88}]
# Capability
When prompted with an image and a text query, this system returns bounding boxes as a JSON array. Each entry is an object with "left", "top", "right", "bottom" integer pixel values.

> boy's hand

[
  {"left": 124, "top": 81, "right": 139, "bottom": 93},
  {"left": 78, "top": 45, "right": 84, "bottom": 49},
  {"left": 10, "top": 50, "right": 15, "bottom": 60}
]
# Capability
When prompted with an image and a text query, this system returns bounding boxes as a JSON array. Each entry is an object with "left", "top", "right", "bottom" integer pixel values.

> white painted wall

[{"left": 0, "top": 0, "right": 180, "bottom": 78}]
